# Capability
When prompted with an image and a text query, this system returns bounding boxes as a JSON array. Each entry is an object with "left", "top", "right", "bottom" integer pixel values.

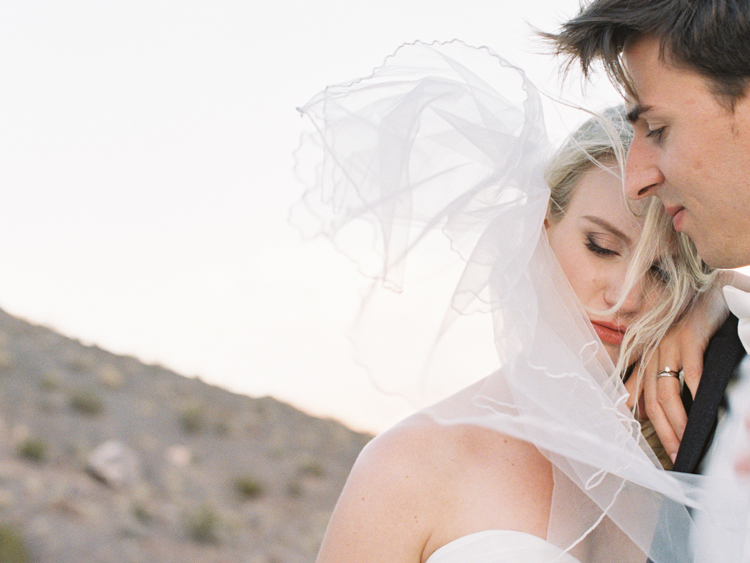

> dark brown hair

[{"left": 543, "top": 0, "right": 750, "bottom": 107}]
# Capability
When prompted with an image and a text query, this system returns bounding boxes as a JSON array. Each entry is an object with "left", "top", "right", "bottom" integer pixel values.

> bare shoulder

[
  {"left": 315, "top": 414, "right": 459, "bottom": 563},
  {"left": 355, "top": 413, "right": 461, "bottom": 481},
  {"left": 316, "top": 414, "right": 552, "bottom": 563},
  {"left": 339, "top": 414, "right": 458, "bottom": 520},
  {"left": 414, "top": 420, "right": 554, "bottom": 556},
  {"left": 348, "top": 414, "right": 514, "bottom": 494}
]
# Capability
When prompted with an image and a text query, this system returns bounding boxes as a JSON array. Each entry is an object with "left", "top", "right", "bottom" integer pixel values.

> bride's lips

[{"left": 591, "top": 321, "right": 626, "bottom": 346}]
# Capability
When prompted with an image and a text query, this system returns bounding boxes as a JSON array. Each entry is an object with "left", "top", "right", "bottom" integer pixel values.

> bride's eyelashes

[
  {"left": 649, "top": 261, "right": 671, "bottom": 284},
  {"left": 585, "top": 234, "right": 619, "bottom": 257},
  {"left": 585, "top": 233, "right": 671, "bottom": 283}
]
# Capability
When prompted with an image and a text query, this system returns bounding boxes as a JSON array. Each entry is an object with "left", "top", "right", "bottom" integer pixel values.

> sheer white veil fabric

[{"left": 293, "top": 40, "right": 748, "bottom": 563}]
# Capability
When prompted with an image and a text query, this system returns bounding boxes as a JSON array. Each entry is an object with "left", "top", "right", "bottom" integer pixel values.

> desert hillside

[{"left": 0, "top": 307, "right": 371, "bottom": 563}]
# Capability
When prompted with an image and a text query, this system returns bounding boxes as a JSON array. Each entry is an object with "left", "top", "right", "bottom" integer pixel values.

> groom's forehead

[{"left": 622, "top": 38, "right": 720, "bottom": 118}]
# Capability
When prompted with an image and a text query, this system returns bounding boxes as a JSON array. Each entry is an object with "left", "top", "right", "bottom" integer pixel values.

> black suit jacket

[
  {"left": 644, "top": 315, "right": 745, "bottom": 563},
  {"left": 673, "top": 314, "right": 746, "bottom": 474}
]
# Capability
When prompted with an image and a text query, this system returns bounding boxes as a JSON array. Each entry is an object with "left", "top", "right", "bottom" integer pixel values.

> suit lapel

[{"left": 672, "top": 315, "right": 745, "bottom": 473}]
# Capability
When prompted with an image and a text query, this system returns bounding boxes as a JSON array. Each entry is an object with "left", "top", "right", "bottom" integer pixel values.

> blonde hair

[{"left": 545, "top": 107, "right": 717, "bottom": 464}]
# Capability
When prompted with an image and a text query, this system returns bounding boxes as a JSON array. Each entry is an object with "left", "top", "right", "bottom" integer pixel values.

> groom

[{"left": 547, "top": 0, "right": 750, "bottom": 475}]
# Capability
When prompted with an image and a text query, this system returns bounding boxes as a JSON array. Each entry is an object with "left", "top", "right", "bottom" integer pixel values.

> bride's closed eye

[
  {"left": 649, "top": 261, "right": 671, "bottom": 284},
  {"left": 585, "top": 234, "right": 619, "bottom": 257}
]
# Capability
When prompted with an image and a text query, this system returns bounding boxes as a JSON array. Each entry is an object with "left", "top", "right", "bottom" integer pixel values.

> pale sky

[{"left": 0, "top": 0, "right": 625, "bottom": 433}]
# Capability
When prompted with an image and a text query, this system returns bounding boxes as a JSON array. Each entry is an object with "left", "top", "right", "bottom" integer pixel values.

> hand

[{"left": 625, "top": 279, "right": 730, "bottom": 463}]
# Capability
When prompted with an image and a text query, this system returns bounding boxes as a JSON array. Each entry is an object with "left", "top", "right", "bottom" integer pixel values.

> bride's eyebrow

[{"left": 581, "top": 216, "right": 632, "bottom": 245}]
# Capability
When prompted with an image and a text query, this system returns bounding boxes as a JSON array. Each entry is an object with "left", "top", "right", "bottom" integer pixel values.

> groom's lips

[
  {"left": 665, "top": 204, "right": 686, "bottom": 232},
  {"left": 591, "top": 321, "right": 626, "bottom": 346}
]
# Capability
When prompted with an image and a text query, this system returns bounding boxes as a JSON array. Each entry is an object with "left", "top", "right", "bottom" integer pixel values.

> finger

[
  {"left": 624, "top": 364, "right": 647, "bottom": 419},
  {"left": 678, "top": 336, "right": 704, "bottom": 399},
  {"left": 655, "top": 370, "right": 687, "bottom": 440},
  {"left": 642, "top": 353, "right": 681, "bottom": 460},
  {"left": 624, "top": 366, "right": 638, "bottom": 411},
  {"left": 655, "top": 339, "right": 692, "bottom": 441},
  {"left": 652, "top": 347, "right": 688, "bottom": 441}
]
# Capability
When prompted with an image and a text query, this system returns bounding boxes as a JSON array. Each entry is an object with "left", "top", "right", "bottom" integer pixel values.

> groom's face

[{"left": 623, "top": 35, "right": 750, "bottom": 269}]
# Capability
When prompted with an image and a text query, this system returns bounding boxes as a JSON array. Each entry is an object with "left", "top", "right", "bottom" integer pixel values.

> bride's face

[{"left": 546, "top": 163, "right": 667, "bottom": 363}]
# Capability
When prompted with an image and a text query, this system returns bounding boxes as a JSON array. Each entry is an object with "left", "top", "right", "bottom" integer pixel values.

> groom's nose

[{"left": 625, "top": 134, "right": 664, "bottom": 200}]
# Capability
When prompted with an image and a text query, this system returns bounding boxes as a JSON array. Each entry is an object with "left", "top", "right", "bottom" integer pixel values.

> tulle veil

[{"left": 292, "top": 40, "right": 750, "bottom": 562}]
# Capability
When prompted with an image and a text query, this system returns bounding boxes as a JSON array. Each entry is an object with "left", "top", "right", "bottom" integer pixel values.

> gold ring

[{"left": 657, "top": 367, "right": 680, "bottom": 379}]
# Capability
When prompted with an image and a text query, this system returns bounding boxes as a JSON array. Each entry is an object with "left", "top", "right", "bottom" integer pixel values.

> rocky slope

[{"left": 0, "top": 307, "right": 371, "bottom": 563}]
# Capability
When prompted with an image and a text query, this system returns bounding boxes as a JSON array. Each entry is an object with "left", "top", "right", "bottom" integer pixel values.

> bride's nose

[{"left": 604, "top": 273, "right": 647, "bottom": 317}]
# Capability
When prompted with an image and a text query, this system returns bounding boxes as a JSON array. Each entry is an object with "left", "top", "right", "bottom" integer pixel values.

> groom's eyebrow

[
  {"left": 626, "top": 104, "right": 651, "bottom": 123},
  {"left": 582, "top": 216, "right": 632, "bottom": 245}
]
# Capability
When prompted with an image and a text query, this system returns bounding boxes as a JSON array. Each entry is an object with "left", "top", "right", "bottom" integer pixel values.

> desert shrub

[
  {"left": 39, "top": 372, "right": 62, "bottom": 391},
  {"left": 299, "top": 459, "right": 325, "bottom": 478},
  {"left": 187, "top": 504, "right": 220, "bottom": 544},
  {"left": 215, "top": 421, "right": 231, "bottom": 436},
  {"left": 286, "top": 479, "right": 303, "bottom": 498},
  {"left": 69, "top": 390, "right": 104, "bottom": 416},
  {"left": 233, "top": 475, "right": 264, "bottom": 500},
  {"left": 0, "top": 524, "right": 30, "bottom": 563},
  {"left": 66, "top": 353, "right": 94, "bottom": 373},
  {"left": 179, "top": 406, "right": 204, "bottom": 434},
  {"left": 17, "top": 439, "right": 46, "bottom": 464},
  {"left": 131, "top": 502, "right": 153, "bottom": 525}
]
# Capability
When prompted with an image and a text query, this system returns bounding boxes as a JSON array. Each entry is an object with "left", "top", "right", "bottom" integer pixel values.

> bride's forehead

[
  {"left": 569, "top": 166, "right": 645, "bottom": 234},
  {"left": 571, "top": 166, "right": 631, "bottom": 208}
]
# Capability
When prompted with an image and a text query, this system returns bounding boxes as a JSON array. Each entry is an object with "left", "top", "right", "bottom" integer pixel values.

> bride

[{"left": 294, "top": 41, "right": 748, "bottom": 563}]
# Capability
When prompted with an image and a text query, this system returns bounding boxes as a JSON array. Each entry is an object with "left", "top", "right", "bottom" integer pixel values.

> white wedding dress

[{"left": 426, "top": 531, "right": 581, "bottom": 563}]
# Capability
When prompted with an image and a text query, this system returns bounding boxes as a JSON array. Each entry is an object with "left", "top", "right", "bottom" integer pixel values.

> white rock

[
  {"left": 166, "top": 444, "right": 192, "bottom": 468},
  {"left": 86, "top": 440, "right": 140, "bottom": 489}
]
